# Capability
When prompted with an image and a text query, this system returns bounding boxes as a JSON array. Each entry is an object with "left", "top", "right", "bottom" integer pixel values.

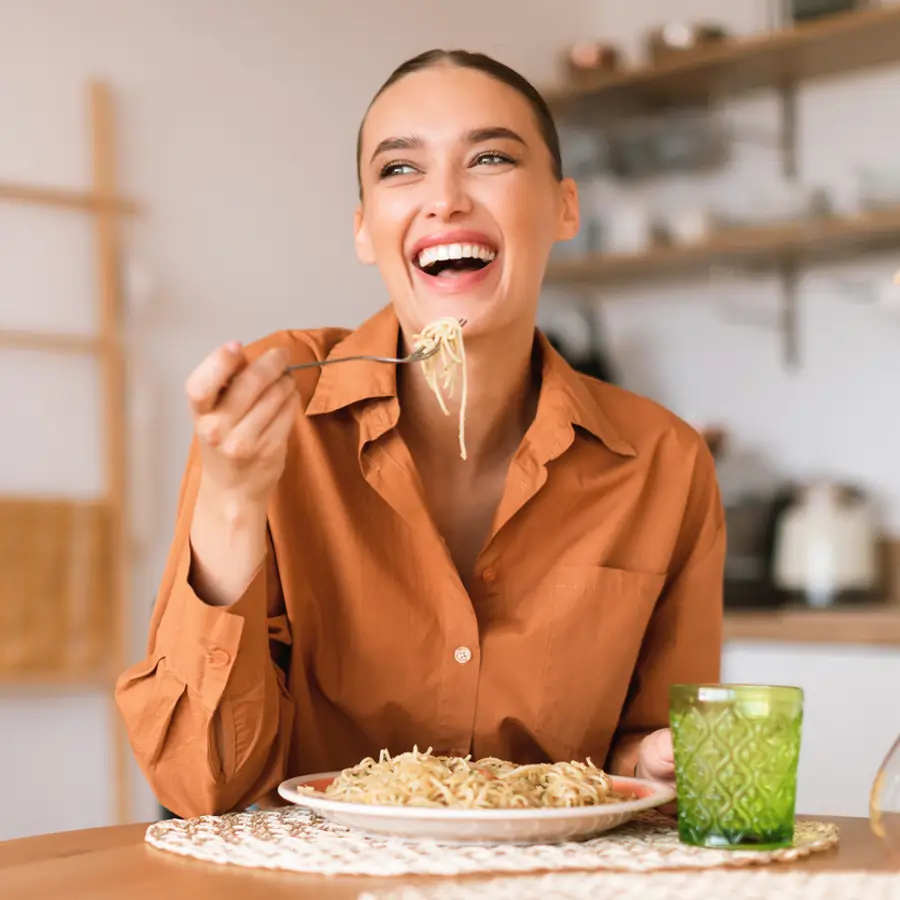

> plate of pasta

[{"left": 277, "top": 747, "right": 675, "bottom": 844}]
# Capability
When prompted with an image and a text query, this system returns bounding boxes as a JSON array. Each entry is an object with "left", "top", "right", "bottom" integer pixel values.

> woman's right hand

[{"left": 185, "top": 341, "right": 300, "bottom": 510}]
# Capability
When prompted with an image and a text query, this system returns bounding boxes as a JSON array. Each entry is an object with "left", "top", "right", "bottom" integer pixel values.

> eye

[
  {"left": 379, "top": 160, "right": 420, "bottom": 179},
  {"left": 471, "top": 150, "right": 516, "bottom": 167}
]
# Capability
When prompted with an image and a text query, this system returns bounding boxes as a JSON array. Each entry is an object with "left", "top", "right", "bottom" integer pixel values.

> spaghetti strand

[
  {"left": 412, "top": 318, "right": 468, "bottom": 460},
  {"left": 304, "top": 747, "right": 623, "bottom": 810}
]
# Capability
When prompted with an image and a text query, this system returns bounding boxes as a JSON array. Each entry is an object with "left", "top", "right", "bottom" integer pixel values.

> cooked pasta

[
  {"left": 411, "top": 317, "right": 468, "bottom": 461},
  {"left": 304, "top": 746, "right": 621, "bottom": 810}
]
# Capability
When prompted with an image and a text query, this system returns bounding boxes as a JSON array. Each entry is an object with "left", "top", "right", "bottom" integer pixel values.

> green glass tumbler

[{"left": 669, "top": 683, "right": 804, "bottom": 850}]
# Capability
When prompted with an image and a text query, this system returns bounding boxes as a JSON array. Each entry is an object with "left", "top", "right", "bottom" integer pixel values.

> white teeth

[{"left": 416, "top": 242, "right": 497, "bottom": 269}]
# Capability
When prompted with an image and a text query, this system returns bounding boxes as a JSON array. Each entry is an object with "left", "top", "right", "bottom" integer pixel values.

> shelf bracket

[
  {"left": 778, "top": 78, "right": 800, "bottom": 368},
  {"left": 778, "top": 79, "right": 798, "bottom": 181},
  {"left": 779, "top": 262, "right": 801, "bottom": 369}
]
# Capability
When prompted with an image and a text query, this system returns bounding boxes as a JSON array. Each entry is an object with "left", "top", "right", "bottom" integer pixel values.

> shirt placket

[
  {"left": 357, "top": 414, "right": 482, "bottom": 757},
  {"left": 466, "top": 413, "right": 578, "bottom": 753}
]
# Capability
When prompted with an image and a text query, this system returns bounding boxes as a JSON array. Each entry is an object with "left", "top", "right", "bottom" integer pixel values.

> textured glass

[
  {"left": 669, "top": 684, "right": 804, "bottom": 850},
  {"left": 870, "top": 735, "right": 900, "bottom": 859}
]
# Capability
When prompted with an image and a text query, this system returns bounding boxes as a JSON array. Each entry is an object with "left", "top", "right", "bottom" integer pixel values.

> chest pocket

[{"left": 534, "top": 565, "right": 665, "bottom": 759}]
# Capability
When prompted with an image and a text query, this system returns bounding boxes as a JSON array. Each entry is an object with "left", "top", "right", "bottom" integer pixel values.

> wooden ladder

[{"left": 0, "top": 81, "right": 139, "bottom": 824}]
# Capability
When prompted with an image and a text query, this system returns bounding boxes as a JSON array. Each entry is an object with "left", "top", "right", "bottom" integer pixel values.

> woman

[{"left": 116, "top": 49, "right": 725, "bottom": 819}]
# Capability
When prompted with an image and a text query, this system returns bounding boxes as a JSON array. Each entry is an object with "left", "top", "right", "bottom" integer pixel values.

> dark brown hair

[{"left": 356, "top": 49, "right": 563, "bottom": 193}]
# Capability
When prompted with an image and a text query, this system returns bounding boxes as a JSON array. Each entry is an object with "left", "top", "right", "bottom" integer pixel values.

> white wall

[
  {"left": 723, "top": 642, "right": 899, "bottom": 818},
  {"left": 0, "top": 0, "right": 598, "bottom": 839}
]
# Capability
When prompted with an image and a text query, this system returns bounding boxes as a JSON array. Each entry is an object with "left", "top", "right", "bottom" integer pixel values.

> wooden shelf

[
  {"left": 725, "top": 606, "right": 900, "bottom": 647},
  {"left": 545, "top": 204, "right": 900, "bottom": 286},
  {"left": 545, "top": 5, "right": 900, "bottom": 114}
]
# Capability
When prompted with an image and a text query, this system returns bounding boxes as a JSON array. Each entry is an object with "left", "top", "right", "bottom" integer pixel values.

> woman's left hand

[
  {"left": 635, "top": 728, "right": 677, "bottom": 815},
  {"left": 635, "top": 728, "right": 675, "bottom": 782}
]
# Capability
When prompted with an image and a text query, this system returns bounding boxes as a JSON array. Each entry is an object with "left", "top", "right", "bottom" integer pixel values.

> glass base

[{"left": 679, "top": 828, "right": 793, "bottom": 851}]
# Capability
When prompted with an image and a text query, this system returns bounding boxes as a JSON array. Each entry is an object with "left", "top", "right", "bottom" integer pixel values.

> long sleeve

[
  {"left": 115, "top": 442, "right": 295, "bottom": 818},
  {"left": 606, "top": 440, "right": 725, "bottom": 777}
]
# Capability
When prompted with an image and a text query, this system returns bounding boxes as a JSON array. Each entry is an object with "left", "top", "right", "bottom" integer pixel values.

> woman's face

[{"left": 355, "top": 65, "right": 579, "bottom": 338}]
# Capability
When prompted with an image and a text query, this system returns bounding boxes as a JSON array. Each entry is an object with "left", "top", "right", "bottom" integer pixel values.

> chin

[
  {"left": 408, "top": 294, "right": 489, "bottom": 334},
  {"left": 424, "top": 300, "right": 532, "bottom": 347}
]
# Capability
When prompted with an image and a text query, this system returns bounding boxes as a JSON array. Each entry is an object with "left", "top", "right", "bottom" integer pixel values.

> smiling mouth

[{"left": 414, "top": 243, "right": 498, "bottom": 279}]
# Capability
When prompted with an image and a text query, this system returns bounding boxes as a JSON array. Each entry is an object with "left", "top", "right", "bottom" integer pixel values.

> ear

[
  {"left": 354, "top": 203, "right": 376, "bottom": 265},
  {"left": 554, "top": 178, "right": 580, "bottom": 242}
]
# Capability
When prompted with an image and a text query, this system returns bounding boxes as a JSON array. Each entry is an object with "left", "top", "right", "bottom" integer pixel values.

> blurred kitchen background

[{"left": 2, "top": 0, "right": 900, "bottom": 840}]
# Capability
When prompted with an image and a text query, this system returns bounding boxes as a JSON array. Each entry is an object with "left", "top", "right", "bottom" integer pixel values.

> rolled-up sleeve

[
  {"left": 115, "top": 444, "right": 294, "bottom": 818},
  {"left": 607, "top": 439, "right": 725, "bottom": 777}
]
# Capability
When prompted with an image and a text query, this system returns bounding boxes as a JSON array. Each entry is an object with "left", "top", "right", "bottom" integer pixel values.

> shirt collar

[
  {"left": 534, "top": 332, "right": 636, "bottom": 458},
  {"left": 306, "top": 304, "right": 636, "bottom": 458},
  {"left": 305, "top": 305, "right": 400, "bottom": 417}
]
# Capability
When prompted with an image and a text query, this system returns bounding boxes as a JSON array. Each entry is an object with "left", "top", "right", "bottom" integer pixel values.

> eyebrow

[{"left": 369, "top": 126, "right": 527, "bottom": 163}]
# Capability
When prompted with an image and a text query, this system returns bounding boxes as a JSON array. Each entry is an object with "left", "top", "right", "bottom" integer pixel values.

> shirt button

[
  {"left": 481, "top": 567, "right": 497, "bottom": 583},
  {"left": 206, "top": 648, "right": 230, "bottom": 667},
  {"left": 454, "top": 646, "right": 472, "bottom": 664}
]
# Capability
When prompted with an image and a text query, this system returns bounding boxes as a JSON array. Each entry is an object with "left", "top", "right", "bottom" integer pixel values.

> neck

[{"left": 397, "top": 319, "right": 538, "bottom": 473}]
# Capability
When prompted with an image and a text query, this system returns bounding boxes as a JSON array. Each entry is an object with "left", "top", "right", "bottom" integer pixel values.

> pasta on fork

[{"left": 412, "top": 317, "right": 468, "bottom": 460}]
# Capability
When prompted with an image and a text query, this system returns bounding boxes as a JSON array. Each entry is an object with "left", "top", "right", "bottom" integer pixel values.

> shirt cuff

[{"left": 156, "top": 539, "right": 271, "bottom": 710}]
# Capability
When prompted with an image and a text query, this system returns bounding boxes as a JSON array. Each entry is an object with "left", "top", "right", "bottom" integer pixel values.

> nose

[{"left": 425, "top": 164, "right": 473, "bottom": 221}]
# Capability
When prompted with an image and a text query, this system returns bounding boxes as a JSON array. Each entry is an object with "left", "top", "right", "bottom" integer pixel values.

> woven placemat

[
  {"left": 361, "top": 870, "right": 900, "bottom": 900},
  {"left": 145, "top": 808, "right": 838, "bottom": 877}
]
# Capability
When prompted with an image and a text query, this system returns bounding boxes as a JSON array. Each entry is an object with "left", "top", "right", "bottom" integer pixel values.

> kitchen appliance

[
  {"left": 715, "top": 437, "right": 793, "bottom": 610},
  {"left": 722, "top": 492, "right": 789, "bottom": 609},
  {"left": 787, "top": 0, "right": 861, "bottom": 24},
  {"left": 772, "top": 480, "right": 881, "bottom": 607}
]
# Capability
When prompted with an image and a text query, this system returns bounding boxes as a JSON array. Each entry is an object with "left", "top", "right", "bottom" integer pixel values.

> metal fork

[{"left": 285, "top": 318, "right": 466, "bottom": 373}]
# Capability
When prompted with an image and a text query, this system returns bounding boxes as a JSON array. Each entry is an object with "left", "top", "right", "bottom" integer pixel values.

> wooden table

[{"left": 0, "top": 816, "right": 895, "bottom": 899}]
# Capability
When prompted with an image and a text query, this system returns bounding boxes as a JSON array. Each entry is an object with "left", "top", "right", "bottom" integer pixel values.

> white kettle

[{"left": 772, "top": 481, "right": 880, "bottom": 607}]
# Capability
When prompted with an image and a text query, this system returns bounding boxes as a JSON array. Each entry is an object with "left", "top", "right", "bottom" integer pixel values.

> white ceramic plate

[{"left": 277, "top": 772, "right": 675, "bottom": 844}]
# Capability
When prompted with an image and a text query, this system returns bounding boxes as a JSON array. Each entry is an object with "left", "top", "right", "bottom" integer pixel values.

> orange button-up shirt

[{"left": 116, "top": 305, "right": 725, "bottom": 818}]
